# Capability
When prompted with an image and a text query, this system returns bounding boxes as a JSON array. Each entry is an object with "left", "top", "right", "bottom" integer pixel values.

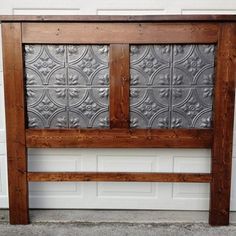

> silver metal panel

[
  {"left": 25, "top": 45, "right": 109, "bottom": 128},
  {"left": 130, "top": 45, "right": 215, "bottom": 128}
]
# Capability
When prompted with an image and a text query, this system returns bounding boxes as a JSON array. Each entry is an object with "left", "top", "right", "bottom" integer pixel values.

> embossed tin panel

[
  {"left": 25, "top": 45, "right": 109, "bottom": 128},
  {"left": 130, "top": 44, "right": 215, "bottom": 128}
]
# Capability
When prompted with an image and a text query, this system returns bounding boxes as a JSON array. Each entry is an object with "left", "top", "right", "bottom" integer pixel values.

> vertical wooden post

[
  {"left": 110, "top": 44, "right": 130, "bottom": 128},
  {"left": 209, "top": 23, "right": 236, "bottom": 226},
  {"left": 2, "top": 23, "right": 29, "bottom": 224}
]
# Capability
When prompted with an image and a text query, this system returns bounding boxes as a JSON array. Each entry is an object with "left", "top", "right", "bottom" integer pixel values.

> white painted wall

[{"left": 0, "top": 0, "right": 236, "bottom": 211}]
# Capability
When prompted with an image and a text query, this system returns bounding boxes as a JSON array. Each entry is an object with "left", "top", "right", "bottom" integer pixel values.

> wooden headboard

[{"left": 1, "top": 15, "right": 235, "bottom": 225}]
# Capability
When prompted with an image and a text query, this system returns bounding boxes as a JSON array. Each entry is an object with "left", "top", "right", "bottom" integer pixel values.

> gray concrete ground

[
  {"left": 0, "top": 210, "right": 236, "bottom": 235},
  {"left": 1, "top": 222, "right": 236, "bottom": 236}
]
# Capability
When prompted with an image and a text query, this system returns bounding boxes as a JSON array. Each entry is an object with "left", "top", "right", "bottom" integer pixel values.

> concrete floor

[{"left": 0, "top": 210, "right": 236, "bottom": 236}]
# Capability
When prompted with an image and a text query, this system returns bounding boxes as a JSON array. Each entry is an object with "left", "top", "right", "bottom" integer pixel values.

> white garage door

[{"left": 0, "top": 0, "right": 236, "bottom": 210}]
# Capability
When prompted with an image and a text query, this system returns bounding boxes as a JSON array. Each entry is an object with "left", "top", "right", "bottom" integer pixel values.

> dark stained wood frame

[
  {"left": 21, "top": 23, "right": 219, "bottom": 44},
  {"left": 28, "top": 172, "right": 212, "bottom": 182},
  {"left": 1, "top": 15, "right": 235, "bottom": 226},
  {"left": 2, "top": 23, "right": 29, "bottom": 225}
]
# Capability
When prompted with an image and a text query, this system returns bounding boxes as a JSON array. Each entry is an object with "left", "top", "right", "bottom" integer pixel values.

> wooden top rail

[{"left": 0, "top": 15, "right": 236, "bottom": 22}]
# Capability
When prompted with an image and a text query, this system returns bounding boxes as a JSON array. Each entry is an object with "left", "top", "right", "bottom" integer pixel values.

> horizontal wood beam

[
  {"left": 1, "top": 15, "right": 236, "bottom": 22},
  {"left": 26, "top": 129, "right": 213, "bottom": 148},
  {"left": 22, "top": 23, "right": 219, "bottom": 44},
  {"left": 27, "top": 172, "right": 212, "bottom": 183}
]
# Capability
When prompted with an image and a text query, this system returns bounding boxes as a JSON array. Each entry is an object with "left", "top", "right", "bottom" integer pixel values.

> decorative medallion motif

[
  {"left": 130, "top": 44, "right": 216, "bottom": 128},
  {"left": 25, "top": 45, "right": 109, "bottom": 128}
]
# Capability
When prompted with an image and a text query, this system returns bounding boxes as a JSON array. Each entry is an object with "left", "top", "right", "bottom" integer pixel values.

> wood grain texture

[
  {"left": 27, "top": 172, "right": 212, "bottom": 183},
  {"left": 26, "top": 129, "right": 213, "bottom": 148},
  {"left": 22, "top": 23, "right": 219, "bottom": 44},
  {"left": 1, "top": 15, "right": 236, "bottom": 22},
  {"left": 209, "top": 23, "right": 236, "bottom": 226},
  {"left": 110, "top": 44, "right": 130, "bottom": 128},
  {"left": 2, "top": 23, "right": 29, "bottom": 224}
]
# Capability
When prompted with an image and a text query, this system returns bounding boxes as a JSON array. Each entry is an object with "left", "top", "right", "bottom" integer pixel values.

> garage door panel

[
  {"left": 173, "top": 156, "right": 211, "bottom": 173},
  {"left": 26, "top": 148, "right": 212, "bottom": 209},
  {"left": 97, "top": 155, "right": 159, "bottom": 172},
  {"left": 28, "top": 157, "right": 83, "bottom": 172},
  {"left": 96, "top": 182, "right": 158, "bottom": 197},
  {"left": 0, "top": 3, "right": 236, "bottom": 212},
  {"left": 29, "top": 182, "right": 81, "bottom": 194},
  {"left": 173, "top": 183, "right": 209, "bottom": 199}
]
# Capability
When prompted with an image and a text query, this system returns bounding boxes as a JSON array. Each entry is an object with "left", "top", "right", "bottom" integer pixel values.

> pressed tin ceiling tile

[
  {"left": 130, "top": 44, "right": 216, "bottom": 129},
  {"left": 25, "top": 45, "right": 109, "bottom": 128},
  {"left": 25, "top": 44, "right": 215, "bottom": 129}
]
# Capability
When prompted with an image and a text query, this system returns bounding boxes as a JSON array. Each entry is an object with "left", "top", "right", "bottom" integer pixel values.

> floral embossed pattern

[
  {"left": 25, "top": 45, "right": 109, "bottom": 128},
  {"left": 130, "top": 45, "right": 215, "bottom": 128}
]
